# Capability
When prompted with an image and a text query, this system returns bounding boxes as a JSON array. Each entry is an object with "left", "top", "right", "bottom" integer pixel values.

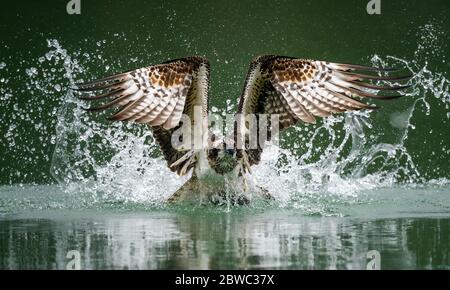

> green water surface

[{"left": 0, "top": 185, "right": 449, "bottom": 270}]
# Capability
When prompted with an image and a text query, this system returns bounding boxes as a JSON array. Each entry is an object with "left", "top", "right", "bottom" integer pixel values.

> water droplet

[{"left": 25, "top": 67, "right": 38, "bottom": 77}]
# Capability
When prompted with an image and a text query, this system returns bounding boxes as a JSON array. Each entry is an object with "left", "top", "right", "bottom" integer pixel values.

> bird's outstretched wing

[
  {"left": 236, "top": 55, "right": 411, "bottom": 171},
  {"left": 74, "top": 56, "right": 210, "bottom": 175}
]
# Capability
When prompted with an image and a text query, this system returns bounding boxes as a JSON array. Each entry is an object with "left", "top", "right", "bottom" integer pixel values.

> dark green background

[{"left": 0, "top": 0, "right": 449, "bottom": 184}]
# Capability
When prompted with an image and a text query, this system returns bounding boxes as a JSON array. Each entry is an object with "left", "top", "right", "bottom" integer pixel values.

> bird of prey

[{"left": 74, "top": 55, "right": 410, "bottom": 205}]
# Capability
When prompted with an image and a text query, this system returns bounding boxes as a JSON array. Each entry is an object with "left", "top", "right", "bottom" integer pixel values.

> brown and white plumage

[
  {"left": 74, "top": 55, "right": 411, "bottom": 203},
  {"left": 76, "top": 56, "right": 210, "bottom": 175},
  {"left": 236, "top": 55, "right": 410, "bottom": 169}
]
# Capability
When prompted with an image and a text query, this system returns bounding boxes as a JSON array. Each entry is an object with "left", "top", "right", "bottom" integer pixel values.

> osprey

[{"left": 74, "top": 55, "right": 410, "bottom": 204}]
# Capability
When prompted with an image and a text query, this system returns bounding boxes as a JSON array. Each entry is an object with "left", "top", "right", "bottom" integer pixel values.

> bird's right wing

[{"left": 74, "top": 56, "right": 210, "bottom": 175}]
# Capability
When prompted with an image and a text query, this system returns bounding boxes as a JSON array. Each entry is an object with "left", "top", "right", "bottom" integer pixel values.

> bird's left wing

[
  {"left": 235, "top": 55, "right": 411, "bottom": 172},
  {"left": 74, "top": 56, "right": 210, "bottom": 175}
]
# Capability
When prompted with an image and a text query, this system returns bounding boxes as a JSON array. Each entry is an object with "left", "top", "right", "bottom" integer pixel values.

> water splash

[
  {"left": 1, "top": 23, "right": 448, "bottom": 213},
  {"left": 52, "top": 25, "right": 450, "bottom": 209}
]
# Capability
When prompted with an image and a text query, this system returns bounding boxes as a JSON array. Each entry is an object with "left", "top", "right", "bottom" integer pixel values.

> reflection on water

[{"left": 0, "top": 211, "right": 448, "bottom": 270}]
